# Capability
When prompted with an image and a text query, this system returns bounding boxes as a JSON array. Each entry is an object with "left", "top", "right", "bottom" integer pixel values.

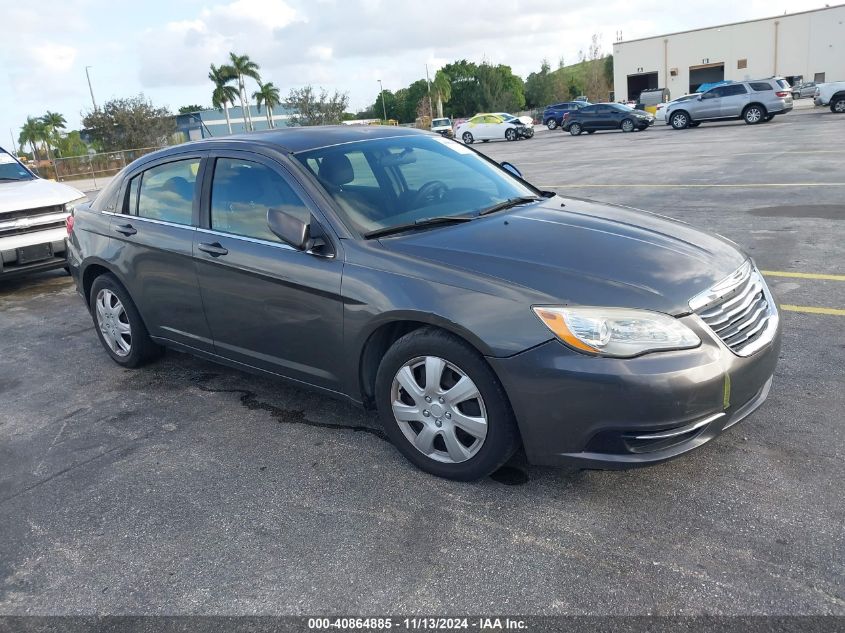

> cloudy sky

[{"left": 0, "top": 0, "right": 827, "bottom": 149}]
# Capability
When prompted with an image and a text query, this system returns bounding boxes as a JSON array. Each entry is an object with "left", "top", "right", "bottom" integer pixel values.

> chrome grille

[
  {"left": 0, "top": 205, "right": 69, "bottom": 237},
  {"left": 690, "top": 261, "right": 779, "bottom": 357}
]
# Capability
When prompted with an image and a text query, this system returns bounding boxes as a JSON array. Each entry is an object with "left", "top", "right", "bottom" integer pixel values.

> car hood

[
  {"left": 0, "top": 178, "right": 84, "bottom": 214},
  {"left": 380, "top": 197, "right": 747, "bottom": 315}
]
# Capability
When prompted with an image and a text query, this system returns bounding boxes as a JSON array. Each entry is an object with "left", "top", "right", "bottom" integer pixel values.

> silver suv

[{"left": 667, "top": 78, "right": 793, "bottom": 129}]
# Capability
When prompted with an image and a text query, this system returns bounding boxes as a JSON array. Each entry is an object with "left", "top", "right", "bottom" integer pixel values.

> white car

[
  {"left": 0, "top": 147, "right": 85, "bottom": 278},
  {"left": 455, "top": 113, "right": 528, "bottom": 144},
  {"left": 814, "top": 82, "right": 845, "bottom": 113},
  {"left": 655, "top": 93, "right": 700, "bottom": 123}
]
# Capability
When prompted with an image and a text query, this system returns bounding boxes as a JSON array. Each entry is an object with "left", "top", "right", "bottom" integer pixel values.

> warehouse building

[{"left": 612, "top": 4, "right": 845, "bottom": 102}]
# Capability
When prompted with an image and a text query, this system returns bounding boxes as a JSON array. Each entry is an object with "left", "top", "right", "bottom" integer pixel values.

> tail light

[
  {"left": 776, "top": 91, "right": 790, "bottom": 97},
  {"left": 66, "top": 215, "right": 74, "bottom": 236}
]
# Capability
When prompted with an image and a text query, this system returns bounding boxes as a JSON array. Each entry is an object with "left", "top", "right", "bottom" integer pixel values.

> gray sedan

[{"left": 68, "top": 127, "right": 781, "bottom": 480}]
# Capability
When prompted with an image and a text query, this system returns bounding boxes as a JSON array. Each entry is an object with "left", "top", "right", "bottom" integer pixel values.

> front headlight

[{"left": 532, "top": 306, "right": 700, "bottom": 358}]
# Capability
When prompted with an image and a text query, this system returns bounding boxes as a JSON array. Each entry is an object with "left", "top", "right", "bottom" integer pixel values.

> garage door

[
  {"left": 689, "top": 63, "right": 724, "bottom": 93},
  {"left": 627, "top": 72, "right": 658, "bottom": 102}
]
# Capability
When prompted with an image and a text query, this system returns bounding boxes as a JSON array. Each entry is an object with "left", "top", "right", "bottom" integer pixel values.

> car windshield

[
  {"left": 296, "top": 135, "right": 537, "bottom": 236},
  {"left": 431, "top": 119, "right": 451, "bottom": 127},
  {"left": 611, "top": 103, "right": 633, "bottom": 111},
  {"left": 0, "top": 151, "right": 34, "bottom": 181}
]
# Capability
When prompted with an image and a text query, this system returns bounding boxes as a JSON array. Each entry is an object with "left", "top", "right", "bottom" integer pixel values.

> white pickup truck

[
  {"left": 814, "top": 82, "right": 845, "bottom": 113},
  {"left": 0, "top": 147, "right": 85, "bottom": 278}
]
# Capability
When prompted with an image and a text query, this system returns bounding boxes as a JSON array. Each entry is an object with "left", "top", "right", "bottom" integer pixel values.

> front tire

[
  {"left": 375, "top": 328, "right": 520, "bottom": 481},
  {"left": 743, "top": 105, "right": 765, "bottom": 124},
  {"left": 569, "top": 122, "right": 582, "bottom": 136},
  {"left": 505, "top": 128, "right": 517, "bottom": 141},
  {"left": 671, "top": 111, "right": 690, "bottom": 129},
  {"left": 831, "top": 96, "right": 845, "bottom": 113},
  {"left": 621, "top": 118, "right": 635, "bottom": 132},
  {"left": 89, "top": 274, "right": 161, "bottom": 368}
]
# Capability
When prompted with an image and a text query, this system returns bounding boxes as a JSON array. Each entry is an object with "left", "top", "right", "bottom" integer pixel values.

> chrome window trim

[
  {"left": 196, "top": 227, "right": 295, "bottom": 252},
  {"left": 101, "top": 210, "right": 192, "bottom": 230}
]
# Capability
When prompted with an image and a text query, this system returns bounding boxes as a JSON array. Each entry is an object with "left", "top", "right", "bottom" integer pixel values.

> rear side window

[
  {"left": 721, "top": 85, "right": 747, "bottom": 96},
  {"left": 210, "top": 157, "right": 310, "bottom": 242},
  {"left": 749, "top": 82, "right": 773, "bottom": 92},
  {"left": 135, "top": 159, "right": 199, "bottom": 225}
]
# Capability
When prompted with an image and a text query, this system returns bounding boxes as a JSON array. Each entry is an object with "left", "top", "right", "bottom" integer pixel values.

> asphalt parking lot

[{"left": 1, "top": 107, "right": 843, "bottom": 616}]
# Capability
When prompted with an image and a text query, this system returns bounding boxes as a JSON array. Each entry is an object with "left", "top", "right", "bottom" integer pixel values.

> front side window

[
  {"left": 210, "top": 158, "right": 310, "bottom": 242},
  {"left": 136, "top": 159, "right": 199, "bottom": 225},
  {"left": 296, "top": 135, "right": 536, "bottom": 236}
]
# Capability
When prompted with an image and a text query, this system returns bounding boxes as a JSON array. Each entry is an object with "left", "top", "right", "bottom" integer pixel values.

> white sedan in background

[{"left": 455, "top": 113, "right": 529, "bottom": 144}]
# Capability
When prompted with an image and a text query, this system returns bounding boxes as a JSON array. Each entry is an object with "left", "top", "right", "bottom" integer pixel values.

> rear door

[
  {"left": 112, "top": 154, "right": 213, "bottom": 351},
  {"left": 193, "top": 150, "right": 345, "bottom": 391},
  {"left": 719, "top": 84, "right": 750, "bottom": 116}
]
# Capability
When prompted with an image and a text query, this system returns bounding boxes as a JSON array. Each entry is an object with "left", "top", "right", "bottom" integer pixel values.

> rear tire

[
  {"left": 831, "top": 96, "right": 845, "bottom": 113},
  {"left": 89, "top": 273, "right": 161, "bottom": 368},
  {"left": 743, "top": 104, "right": 765, "bottom": 124},
  {"left": 375, "top": 327, "right": 520, "bottom": 481},
  {"left": 569, "top": 122, "right": 582, "bottom": 136},
  {"left": 671, "top": 111, "right": 690, "bottom": 129},
  {"left": 462, "top": 132, "right": 474, "bottom": 144},
  {"left": 546, "top": 119, "right": 558, "bottom": 130}
]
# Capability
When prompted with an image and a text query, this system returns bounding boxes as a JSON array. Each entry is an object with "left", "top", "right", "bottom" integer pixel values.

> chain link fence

[{"left": 49, "top": 147, "right": 163, "bottom": 188}]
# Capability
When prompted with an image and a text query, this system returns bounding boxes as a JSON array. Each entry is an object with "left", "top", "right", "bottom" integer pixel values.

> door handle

[
  {"left": 197, "top": 242, "right": 228, "bottom": 257},
  {"left": 114, "top": 223, "right": 137, "bottom": 236}
]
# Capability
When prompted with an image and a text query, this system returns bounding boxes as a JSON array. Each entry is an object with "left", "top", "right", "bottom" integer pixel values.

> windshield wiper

[
  {"left": 364, "top": 215, "right": 474, "bottom": 239},
  {"left": 477, "top": 196, "right": 541, "bottom": 216}
]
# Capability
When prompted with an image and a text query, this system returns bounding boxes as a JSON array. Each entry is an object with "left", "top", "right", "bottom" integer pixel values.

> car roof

[{"left": 182, "top": 125, "right": 432, "bottom": 155}]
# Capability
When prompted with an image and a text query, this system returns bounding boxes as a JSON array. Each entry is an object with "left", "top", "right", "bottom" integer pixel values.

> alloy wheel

[
  {"left": 390, "top": 356, "right": 488, "bottom": 464},
  {"left": 621, "top": 119, "right": 634, "bottom": 132},
  {"left": 745, "top": 107, "right": 763, "bottom": 123},
  {"left": 95, "top": 289, "right": 131, "bottom": 357},
  {"left": 672, "top": 113, "right": 688, "bottom": 129},
  {"left": 505, "top": 128, "right": 517, "bottom": 141},
  {"left": 833, "top": 99, "right": 845, "bottom": 113}
]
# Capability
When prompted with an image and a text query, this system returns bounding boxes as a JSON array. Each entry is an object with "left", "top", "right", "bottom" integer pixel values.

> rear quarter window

[{"left": 91, "top": 174, "right": 124, "bottom": 213}]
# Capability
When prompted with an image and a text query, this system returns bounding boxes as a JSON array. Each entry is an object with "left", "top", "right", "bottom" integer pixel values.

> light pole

[
  {"left": 85, "top": 66, "right": 98, "bottom": 111},
  {"left": 378, "top": 79, "right": 387, "bottom": 122},
  {"left": 425, "top": 64, "right": 433, "bottom": 120}
]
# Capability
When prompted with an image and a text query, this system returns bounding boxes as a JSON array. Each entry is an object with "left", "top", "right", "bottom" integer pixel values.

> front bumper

[
  {"left": 0, "top": 229, "right": 68, "bottom": 278},
  {"left": 488, "top": 313, "right": 782, "bottom": 468}
]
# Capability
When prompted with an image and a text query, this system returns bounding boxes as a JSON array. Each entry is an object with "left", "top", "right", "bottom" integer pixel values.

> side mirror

[
  {"left": 500, "top": 162, "right": 522, "bottom": 179},
  {"left": 268, "top": 208, "right": 311, "bottom": 250},
  {"left": 267, "top": 208, "right": 331, "bottom": 257}
]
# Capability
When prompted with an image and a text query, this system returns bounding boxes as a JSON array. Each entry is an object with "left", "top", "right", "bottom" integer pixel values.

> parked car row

[{"left": 562, "top": 103, "right": 655, "bottom": 136}]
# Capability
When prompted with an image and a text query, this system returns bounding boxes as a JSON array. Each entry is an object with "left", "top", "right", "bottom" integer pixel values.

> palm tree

[
  {"left": 19, "top": 117, "right": 43, "bottom": 160},
  {"left": 209, "top": 64, "right": 239, "bottom": 134},
  {"left": 252, "top": 81, "right": 281, "bottom": 128},
  {"left": 222, "top": 52, "right": 261, "bottom": 132},
  {"left": 41, "top": 111, "right": 66, "bottom": 157},
  {"left": 432, "top": 70, "right": 452, "bottom": 118}
]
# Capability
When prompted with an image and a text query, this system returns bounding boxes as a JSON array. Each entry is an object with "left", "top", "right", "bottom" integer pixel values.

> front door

[
  {"left": 111, "top": 155, "right": 214, "bottom": 351},
  {"left": 193, "top": 151, "right": 345, "bottom": 392},
  {"left": 719, "top": 84, "right": 750, "bottom": 117},
  {"left": 696, "top": 88, "right": 723, "bottom": 118}
]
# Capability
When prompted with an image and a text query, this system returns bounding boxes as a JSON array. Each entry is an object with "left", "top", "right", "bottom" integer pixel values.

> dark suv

[
  {"left": 542, "top": 101, "right": 590, "bottom": 129},
  {"left": 68, "top": 127, "right": 781, "bottom": 480}
]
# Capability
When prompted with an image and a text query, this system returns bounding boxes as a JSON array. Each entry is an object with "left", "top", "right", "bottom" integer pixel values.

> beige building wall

[{"left": 612, "top": 5, "right": 845, "bottom": 101}]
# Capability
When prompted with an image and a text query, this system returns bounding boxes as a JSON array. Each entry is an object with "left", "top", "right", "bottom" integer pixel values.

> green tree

[
  {"left": 253, "top": 81, "right": 282, "bottom": 128},
  {"left": 18, "top": 116, "right": 45, "bottom": 160},
  {"left": 439, "top": 59, "right": 480, "bottom": 117},
  {"left": 432, "top": 69, "right": 452, "bottom": 118},
  {"left": 41, "top": 111, "right": 66, "bottom": 153},
  {"left": 209, "top": 63, "right": 238, "bottom": 134},
  {"left": 178, "top": 105, "right": 205, "bottom": 114},
  {"left": 476, "top": 63, "right": 525, "bottom": 113},
  {"left": 285, "top": 86, "right": 349, "bottom": 126},
  {"left": 55, "top": 131, "right": 89, "bottom": 157},
  {"left": 82, "top": 94, "right": 175, "bottom": 151},
  {"left": 221, "top": 52, "right": 261, "bottom": 132}
]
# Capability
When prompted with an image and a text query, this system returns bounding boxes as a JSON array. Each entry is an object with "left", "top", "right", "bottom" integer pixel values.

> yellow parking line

[
  {"left": 780, "top": 305, "right": 845, "bottom": 316},
  {"left": 762, "top": 271, "right": 845, "bottom": 281},
  {"left": 541, "top": 183, "right": 845, "bottom": 188}
]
